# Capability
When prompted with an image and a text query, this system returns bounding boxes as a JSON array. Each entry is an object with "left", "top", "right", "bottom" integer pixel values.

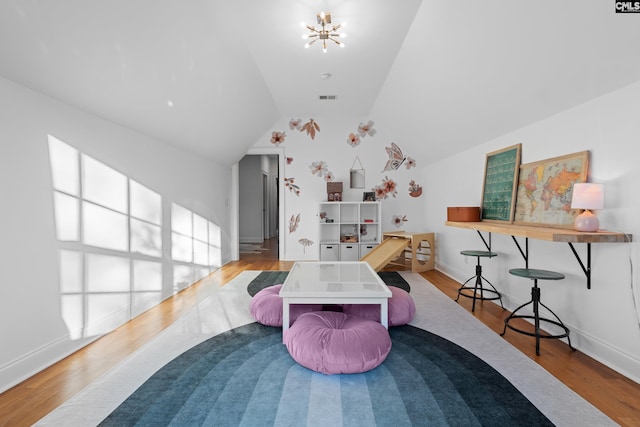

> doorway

[{"left": 237, "top": 151, "right": 284, "bottom": 259}]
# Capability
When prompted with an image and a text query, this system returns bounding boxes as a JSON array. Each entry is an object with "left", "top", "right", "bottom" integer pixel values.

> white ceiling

[{"left": 1, "top": 1, "right": 639, "bottom": 166}]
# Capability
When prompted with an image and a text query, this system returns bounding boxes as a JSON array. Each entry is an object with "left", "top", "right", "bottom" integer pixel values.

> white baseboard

[
  {"left": 239, "top": 237, "right": 264, "bottom": 243},
  {"left": 0, "top": 287, "right": 189, "bottom": 393},
  {"left": 0, "top": 334, "right": 96, "bottom": 394}
]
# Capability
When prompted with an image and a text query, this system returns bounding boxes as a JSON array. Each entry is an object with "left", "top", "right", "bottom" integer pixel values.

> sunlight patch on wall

[
  {"left": 171, "top": 203, "right": 223, "bottom": 289},
  {"left": 48, "top": 135, "right": 221, "bottom": 340}
]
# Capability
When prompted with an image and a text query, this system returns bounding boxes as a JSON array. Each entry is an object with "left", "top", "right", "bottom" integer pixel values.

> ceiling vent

[{"left": 318, "top": 95, "right": 337, "bottom": 100}]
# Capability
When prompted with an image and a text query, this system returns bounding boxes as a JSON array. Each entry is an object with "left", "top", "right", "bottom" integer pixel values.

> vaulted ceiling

[{"left": 1, "top": 1, "right": 639, "bottom": 166}]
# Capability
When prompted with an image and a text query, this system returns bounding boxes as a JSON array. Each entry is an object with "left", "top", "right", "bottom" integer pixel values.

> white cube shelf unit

[{"left": 318, "top": 201, "right": 381, "bottom": 261}]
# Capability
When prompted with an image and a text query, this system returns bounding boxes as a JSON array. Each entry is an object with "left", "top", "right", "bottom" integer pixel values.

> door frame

[{"left": 231, "top": 147, "right": 285, "bottom": 260}]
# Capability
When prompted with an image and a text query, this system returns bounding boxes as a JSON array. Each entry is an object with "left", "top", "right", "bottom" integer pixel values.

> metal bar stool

[
  {"left": 456, "top": 250, "right": 504, "bottom": 312},
  {"left": 502, "top": 268, "right": 574, "bottom": 355}
]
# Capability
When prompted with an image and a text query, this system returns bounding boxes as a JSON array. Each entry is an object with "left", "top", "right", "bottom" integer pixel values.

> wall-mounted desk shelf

[{"left": 445, "top": 221, "right": 631, "bottom": 289}]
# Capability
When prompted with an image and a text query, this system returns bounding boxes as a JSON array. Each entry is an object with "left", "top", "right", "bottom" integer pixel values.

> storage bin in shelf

[
  {"left": 360, "top": 243, "right": 378, "bottom": 258},
  {"left": 319, "top": 244, "right": 339, "bottom": 261},
  {"left": 340, "top": 244, "right": 359, "bottom": 261}
]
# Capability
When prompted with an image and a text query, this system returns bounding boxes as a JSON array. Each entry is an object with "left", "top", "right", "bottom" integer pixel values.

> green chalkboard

[{"left": 481, "top": 144, "right": 521, "bottom": 222}]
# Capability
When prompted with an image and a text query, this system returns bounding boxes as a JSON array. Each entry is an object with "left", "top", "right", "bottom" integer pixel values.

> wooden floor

[{"left": 1, "top": 238, "right": 638, "bottom": 426}]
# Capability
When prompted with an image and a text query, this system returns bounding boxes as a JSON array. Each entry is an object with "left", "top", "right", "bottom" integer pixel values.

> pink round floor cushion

[
  {"left": 284, "top": 311, "right": 392, "bottom": 375},
  {"left": 249, "top": 284, "right": 322, "bottom": 327},
  {"left": 342, "top": 287, "right": 416, "bottom": 326}
]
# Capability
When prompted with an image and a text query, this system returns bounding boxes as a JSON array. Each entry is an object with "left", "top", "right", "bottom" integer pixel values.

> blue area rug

[{"left": 100, "top": 322, "right": 552, "bottom": 426}]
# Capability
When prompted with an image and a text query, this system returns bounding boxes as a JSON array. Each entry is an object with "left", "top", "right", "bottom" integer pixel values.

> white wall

[
  {"left": 250, "top": 115, "right": 428, "bottom": 261},
  {"left": 238, "top": 155, "right": 264, "bottom": 243},
  {"left": 0, "top": 77, "right": 232, "bottom": 392},
  {"left": 423, "top": 81, "right": 640, "bottom": 383}
]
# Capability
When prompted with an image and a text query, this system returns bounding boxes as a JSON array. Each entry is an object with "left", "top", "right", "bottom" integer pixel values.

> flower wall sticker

[
  {"left": 284, "top": 177, "right": 300, "bottom": 196},
  {"left": 392, "top": 215, "right": 408, "bottom": 228},
  {"left": 309, "top": 160, "right": 334, "bottom": 182},
  {"left": 346, "top": 132, "right": 361, "bottom": 147},
  {"left": 357, "top": 120, "right": 377, "bottom": 137},
  {"left": 299, "top": 238, "right": 314, "bottom": 253},
  {"left": 270, "top": 131, "right": 286, "bottom": 146},
  {"left": 408, "top": 180, "right": 423, "bottom": 197},
  {"left": 289, "top": 118, "right": 303, "bottom": 130},
  {"left": 373, "top": 176, "right": 398, "bottom": 199},
  {"left": 382, "top": 142, "right": 415, "bottom": 172},
  {"left": 289, "top": 213, "right": 300, "bottom": 233},
  {"left": 309, "top": 160, "right": 328, "bottom": 177},
  {"left": 301, "top": 118, "right": 320, "bottom": 140},
  {"left": 405, "top": 157, "right": 416, "bottom": 169},
  {"left": 286, "top": 157, "right": 293, "bottom": 165}
]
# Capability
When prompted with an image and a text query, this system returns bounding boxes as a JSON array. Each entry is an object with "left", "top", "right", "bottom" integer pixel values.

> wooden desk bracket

[
  {"left": 568, "top": 242, "right": 592, "bottom": 289},
  {"left": 476, "top": 231, "right": 491, "bottom": 252},
  {"left": 511, "top": 236, "right": 529, "bottom": 269}
]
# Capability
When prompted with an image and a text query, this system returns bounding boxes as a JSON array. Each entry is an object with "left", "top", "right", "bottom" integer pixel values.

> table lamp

[{"left": 570, "top": 183, "right": 604, "bottom": 232}]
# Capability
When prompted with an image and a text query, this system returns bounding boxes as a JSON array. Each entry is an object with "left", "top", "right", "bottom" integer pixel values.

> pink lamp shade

[{"left": 571, "top": 183, "right": 604, "bottom": 232}]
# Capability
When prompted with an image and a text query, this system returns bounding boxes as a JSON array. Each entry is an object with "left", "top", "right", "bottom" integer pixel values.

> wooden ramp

[{"left": 360, "top": 238, "right": 409, "bottom": 272}]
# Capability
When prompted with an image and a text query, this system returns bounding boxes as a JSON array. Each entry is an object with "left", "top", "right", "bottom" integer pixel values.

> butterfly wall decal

[
  {"left": 382, "top": 143, "right": 406, "bottom": 171},
  {"left": 382, "top": 142, "right": 416, "bottom": 172}
]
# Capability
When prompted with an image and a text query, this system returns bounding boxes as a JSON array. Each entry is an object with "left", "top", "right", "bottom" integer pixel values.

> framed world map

[{"left": 514, "top": 151, "right": 589, "bottom": 228}]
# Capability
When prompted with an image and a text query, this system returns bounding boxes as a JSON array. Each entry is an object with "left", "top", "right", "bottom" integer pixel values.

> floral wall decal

[
  {"left": 299, "top": 238, "right": 314, "bottom": 253},
  {"left": 346, "top": 132, "right": 361, "bottom": 147},
  {"left": 309, "top": 160, "right": 334, "bottom": 182},
  {"left": 289, "top": 118, "right": 303, "bottom": 130},
  {"left": 270, "top": 131, "right": 286, "bottom": 146},
  {"left": 392, "top": 215, "right": 408, "bottom": 227},
  {"left": 286, "top": 157, "right": 293, "bottom": 165},
  {"left": 373, "top": 176, "right": 398, "bottom": 199},
  {"left": 309, "top": 160, "right": 328, "bottom": 177},
  {"left": 382, "top": 142, "right": 415, "bottom": 172},
  {"left": 289, "top": 213, "right": 301, "bottom": 233},
  {"left": 358, "top": 120, "right": 377, "bottom": 137},
  {"left": 284, "top": 177, "right": 300, "bottom": 196},
  {"left": 405, "top": 157, "right": 416, "bottom": 169},
  {"left": 408, "top": 180, "right": 423, "bottom": 197}
]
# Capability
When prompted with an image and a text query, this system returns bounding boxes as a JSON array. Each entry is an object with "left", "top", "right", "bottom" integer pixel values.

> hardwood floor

[{"left": 0, "top": 238, "right": 638, "bottom": 426}]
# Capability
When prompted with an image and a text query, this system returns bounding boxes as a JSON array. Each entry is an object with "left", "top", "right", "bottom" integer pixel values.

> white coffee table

[{"left": 279, "top": 261, "right": 392, "bottom": 336}]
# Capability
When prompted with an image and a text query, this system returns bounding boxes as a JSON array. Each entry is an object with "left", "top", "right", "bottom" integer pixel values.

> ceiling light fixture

[{"left": 301, "top": 12, "right": 346, "bottom": 53}]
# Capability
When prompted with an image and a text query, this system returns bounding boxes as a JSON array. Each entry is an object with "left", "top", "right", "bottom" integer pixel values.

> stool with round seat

[
  {"left": 501, "top": 268, "right": 574, "bottom": 355},
  {"left": 456, "top": 250, "right": 503, "bottom": 312}
]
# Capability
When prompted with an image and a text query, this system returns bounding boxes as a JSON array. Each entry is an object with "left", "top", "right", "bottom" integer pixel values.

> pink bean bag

[
  {"left": 284, "top": 311, "right": 392, "bottom": 375},
  {"left": 342, "top": 286, "right": 416, "bottom": 326},
  {"left": 249, "top": 284, "right": 322, "bottom": 327}
]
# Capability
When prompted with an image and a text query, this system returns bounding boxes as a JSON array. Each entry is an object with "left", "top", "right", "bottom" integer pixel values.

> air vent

[{"left": 318, "top": 95, "right": 338, "bottom": 100}]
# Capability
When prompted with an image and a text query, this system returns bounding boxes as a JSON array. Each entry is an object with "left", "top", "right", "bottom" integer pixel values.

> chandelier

[{"left": 301, "top": 12, "right": 346, "bottom": 53}]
